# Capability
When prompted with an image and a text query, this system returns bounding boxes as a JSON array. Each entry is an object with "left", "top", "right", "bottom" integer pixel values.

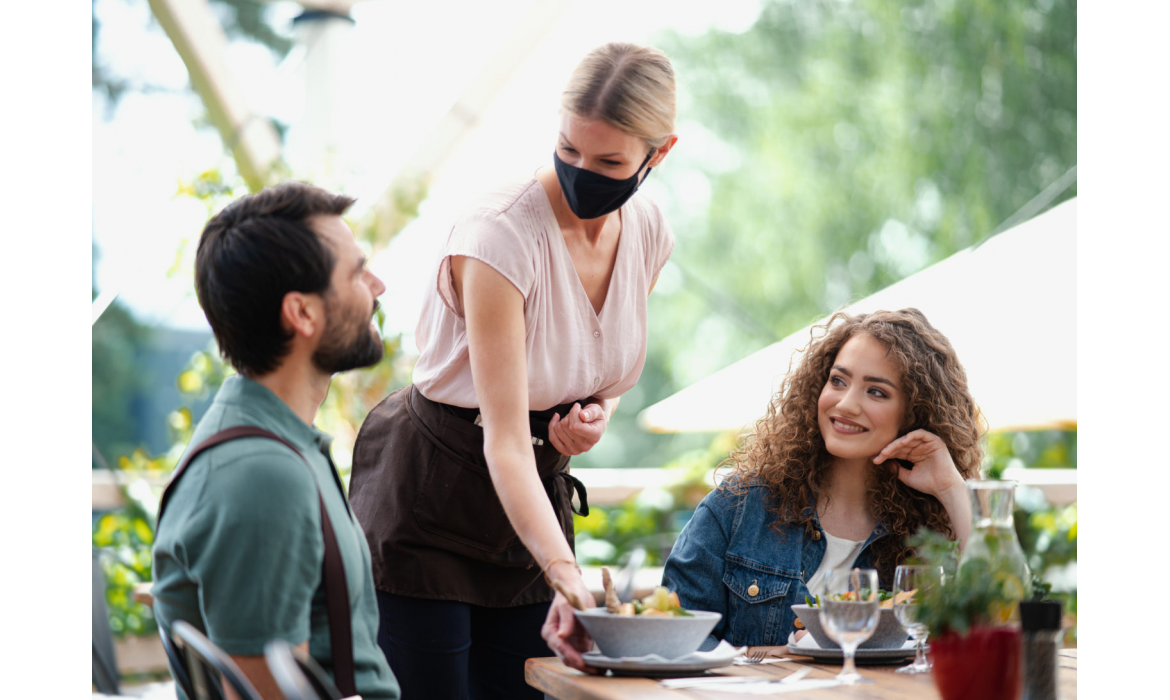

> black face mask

[{"left": 553, "top": 148, "right": 656, "bottom": 220}]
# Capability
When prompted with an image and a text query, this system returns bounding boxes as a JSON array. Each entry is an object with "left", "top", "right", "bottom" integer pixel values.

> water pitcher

[{"left": 958, "top": 479, "right": 1032, "bottom": 619}]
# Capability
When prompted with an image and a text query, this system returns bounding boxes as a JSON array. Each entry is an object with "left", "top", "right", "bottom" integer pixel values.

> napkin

[
  {"left": 591, "top": 639, "right": 745, "bottom": 663},
  {"left": 669, "top": 679, "right": 844, "bottom": 694},
  {"left": 787, "top": 631, "right": 916, "bottom": 650},
  {"left": 660, "top": 675, "right": 845, "bottom": 694}
]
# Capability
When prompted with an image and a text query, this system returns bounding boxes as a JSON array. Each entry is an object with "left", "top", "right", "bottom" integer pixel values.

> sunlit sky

[{"left": 92, "top": 0, "right": 764, "bottom": 351}]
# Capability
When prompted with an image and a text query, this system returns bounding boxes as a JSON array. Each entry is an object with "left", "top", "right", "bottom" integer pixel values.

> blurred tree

[
  {"left": 93, "top": 0, "right": 294, "bottom": 107},
  {"left": 575, "top": 0, "right": 1077, "bottom": 471},
  {"left": 93, "top": 244, "right": 153, "bottom": 464}
]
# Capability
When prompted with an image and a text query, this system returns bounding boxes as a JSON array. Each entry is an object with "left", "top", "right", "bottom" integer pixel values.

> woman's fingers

[
  {"left": 548, "top": 414, "right": 570, "bottom": 454},
  {"left": 542, "top": 595, "right": 599, "bottom": 673},
  {"left": 556, "top": 418, "right": 586, "bottom": 453},
  {"left": 578, "top": 403, "right": 604, "bottom": 423},
  {"left": 549, "top": 408, "right": 586, "bottom": 455},
  {"left": 874, "top": 430, "right": 938, "bottom": 463},
  {"left": 549, "top": 403, "right": 608, "bottom": 455}
]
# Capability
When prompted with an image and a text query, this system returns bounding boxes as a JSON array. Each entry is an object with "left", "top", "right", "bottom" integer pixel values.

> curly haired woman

[{"left": 662, "top": 308, "right": 983, "bottom": 649}]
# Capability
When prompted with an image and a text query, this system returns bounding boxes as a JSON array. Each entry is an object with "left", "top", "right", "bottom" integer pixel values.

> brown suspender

[{"left": 157, "top": 426, "right": 358, "bottom": 698}]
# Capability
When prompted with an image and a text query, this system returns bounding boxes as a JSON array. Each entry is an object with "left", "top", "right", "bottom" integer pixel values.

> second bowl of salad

[{"left": 791, "top": 590, "right": 911, "bottom": 650}]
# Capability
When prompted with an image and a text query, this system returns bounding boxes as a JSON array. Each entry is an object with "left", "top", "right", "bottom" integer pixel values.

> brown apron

[{"left": 349, "top": 385, "right": 588, "bottom": 608}]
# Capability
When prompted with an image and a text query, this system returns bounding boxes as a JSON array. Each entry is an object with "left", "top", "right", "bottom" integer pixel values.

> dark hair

[{"left": 194, "top": 182, "right": 356, "bottom": 376}]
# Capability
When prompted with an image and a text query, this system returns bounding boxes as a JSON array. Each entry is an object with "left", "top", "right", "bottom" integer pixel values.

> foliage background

[{"left": 92, "top": 0, "right": 1076, "bottom": 643}]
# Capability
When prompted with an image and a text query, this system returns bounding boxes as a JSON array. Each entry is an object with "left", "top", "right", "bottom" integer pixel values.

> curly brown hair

[{"left": 722, "top": 308, "right": 984, "bottom": 583}]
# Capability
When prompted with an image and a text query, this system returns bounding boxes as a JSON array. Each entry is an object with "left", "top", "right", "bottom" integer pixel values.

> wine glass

[
  {"left": 893, "top": 564, "right": 943, "bottom": 674},
  {"left": 819, "top": 568, "right": 881, "bottom": 685}
]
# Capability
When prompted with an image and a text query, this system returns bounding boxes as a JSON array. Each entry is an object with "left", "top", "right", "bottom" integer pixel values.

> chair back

[
  {"left": 172, "top": 620, "right": 262, "bottom": 700},
  {"left": 160, "top": 628, "right": 195, "bottom": 699},
  {"left": 264, "top": 639, "right": 344, "bottom": 700}
]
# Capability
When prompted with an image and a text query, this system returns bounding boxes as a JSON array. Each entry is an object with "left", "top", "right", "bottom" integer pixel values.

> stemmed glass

[
  {"left": 893, "top": 564, "right": 943, "bottom": 674},
  {"left": 819, "top": 568, "right": 881, "bottom": 685}
]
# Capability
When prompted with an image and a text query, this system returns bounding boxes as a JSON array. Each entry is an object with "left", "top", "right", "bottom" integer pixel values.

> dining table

[{"left": 525, "top": 646, "right": 1078, "bottom": 699}]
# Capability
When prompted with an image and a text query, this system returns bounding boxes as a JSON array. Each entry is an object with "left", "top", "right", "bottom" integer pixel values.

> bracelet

[{"left": 542, "top": 557, "right": 580, "bottom": 586}]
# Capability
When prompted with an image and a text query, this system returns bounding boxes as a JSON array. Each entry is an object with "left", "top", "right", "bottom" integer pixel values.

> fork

[{"left": 733, "top": 649, "right": 771, "bottom": 665}]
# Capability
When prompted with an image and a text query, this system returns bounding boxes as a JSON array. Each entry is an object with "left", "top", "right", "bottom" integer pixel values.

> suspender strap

[{"left": 158, "top": 426, "right": 358, "bottom": 697}]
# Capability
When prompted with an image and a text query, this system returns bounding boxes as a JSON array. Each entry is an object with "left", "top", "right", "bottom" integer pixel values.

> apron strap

[
  {"left": 560, "top": 472, "right": 590, "bottom": 517},
  {"left": 157, "top": 426, "right": 357, "bottom": 698}
]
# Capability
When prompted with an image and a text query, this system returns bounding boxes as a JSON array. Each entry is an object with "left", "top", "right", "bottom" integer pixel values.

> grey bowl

[
  {"left": 573, "top": 609, "right": 722, "bottom": 660},
  {"left": 790, "top": 604, "right": 909, "bottom": 650}
]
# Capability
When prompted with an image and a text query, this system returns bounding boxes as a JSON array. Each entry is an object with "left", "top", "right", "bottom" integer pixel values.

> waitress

[{"left": 349, "top": 42, "right": 679, "bottom": 699}]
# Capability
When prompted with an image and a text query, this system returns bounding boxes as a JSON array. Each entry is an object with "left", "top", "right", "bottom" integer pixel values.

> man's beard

[{"left": 312, "top": 298, "right": 384, "bottom": 374}]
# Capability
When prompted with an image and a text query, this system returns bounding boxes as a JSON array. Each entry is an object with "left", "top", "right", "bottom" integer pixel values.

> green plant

[
  {"left": 984, "top": 429, "right": 1076, "bottom": 479},
  {"left": 907, "top": 528, "right": 1016, "bottom": 638},
  {"left": 1029, "top": 575, "right": 1052, "bottom": 602},
  {"left": 93, "top": 507, "right": 157, "bottom": 638}
]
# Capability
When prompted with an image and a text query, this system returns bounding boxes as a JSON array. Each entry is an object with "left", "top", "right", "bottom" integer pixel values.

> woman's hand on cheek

[
  {"left": 873, "top": 429, "right": 965, "bottom": 498},
  {"left": 549, "top": 402, "right": 608, "bottom": 456}
]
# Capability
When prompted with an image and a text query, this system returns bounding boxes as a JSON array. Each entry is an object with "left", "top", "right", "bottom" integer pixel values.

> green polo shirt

[{"left": 152, "top": 376, "right": 399, "bottom": 700}]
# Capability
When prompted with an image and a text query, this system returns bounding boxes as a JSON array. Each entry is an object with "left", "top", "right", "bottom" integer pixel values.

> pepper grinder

[{"left": 1019, "top": 599, "right": 1064, "bottom": 700}]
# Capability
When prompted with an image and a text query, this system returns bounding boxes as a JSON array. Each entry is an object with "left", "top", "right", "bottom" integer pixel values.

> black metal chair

[
  {"left": 264, "top": 639, "right": 344, "bottom": 700},
  {"left": 172, "top": 620, "right": 262, "bottom": 700},
  {"left": 160, "top": 627, "right": 195, "bottom": 699}
]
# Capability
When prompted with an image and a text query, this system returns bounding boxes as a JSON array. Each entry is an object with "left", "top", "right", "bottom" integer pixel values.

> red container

[{"left": 930, "top": 626, "right": 1021, "bottom": 700}]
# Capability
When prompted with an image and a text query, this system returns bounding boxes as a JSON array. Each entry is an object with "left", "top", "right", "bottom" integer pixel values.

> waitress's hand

[
  {"left": 548, "top": 402, "right": 607, "bottom": 456},
  {"left": 873, "top": 429, "right": 965, "bottom": 499},
  {"left": 541, "top": 572, "right": 599, "bottom": 673}
]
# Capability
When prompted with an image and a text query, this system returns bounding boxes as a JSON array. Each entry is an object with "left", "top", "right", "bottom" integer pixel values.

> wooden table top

[{"left": 526, "top": 646, "right": 1078, "bottom": 699}]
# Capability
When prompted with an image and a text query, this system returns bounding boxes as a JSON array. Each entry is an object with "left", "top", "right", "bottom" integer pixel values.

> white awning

[{"left": 639, "top": 198, "right": 1077, "bottom": 434}]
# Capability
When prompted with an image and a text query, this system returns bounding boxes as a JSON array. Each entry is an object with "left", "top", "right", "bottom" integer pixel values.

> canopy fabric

[{"left": 638, "top": 198, "right": 1076, "bottom": 434}]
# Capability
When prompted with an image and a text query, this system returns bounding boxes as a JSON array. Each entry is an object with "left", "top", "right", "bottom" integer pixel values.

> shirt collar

[
  {"left": 806, "top": 494, "right": 890, "bottom": 543},
  {"left": 214, "top": 375, "right": 333, "bottom": 454}
]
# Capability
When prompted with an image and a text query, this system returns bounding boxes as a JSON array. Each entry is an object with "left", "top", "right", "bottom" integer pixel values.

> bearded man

[{"left": 151, "top": 182, "right": 400, "bottom": 700}]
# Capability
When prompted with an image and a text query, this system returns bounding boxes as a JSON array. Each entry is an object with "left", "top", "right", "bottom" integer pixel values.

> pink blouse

[{"left": 412, "top": 178, "right": 674, "bottom": 410}]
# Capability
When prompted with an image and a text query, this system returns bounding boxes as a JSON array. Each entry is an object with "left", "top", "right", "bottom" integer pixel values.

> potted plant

[{"left": 909, "top": 529, "right": 1022, "bottom": 700}]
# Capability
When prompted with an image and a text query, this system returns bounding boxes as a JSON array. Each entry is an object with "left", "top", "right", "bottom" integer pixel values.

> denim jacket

[{"left": 662, "top": 478, "right": 890, "bottom": 650}]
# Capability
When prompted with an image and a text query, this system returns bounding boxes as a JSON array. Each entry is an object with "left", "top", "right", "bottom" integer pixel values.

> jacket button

[
  {"left": 747, "top": 584, "right": 759, "bottom": 597},
  {"left": 812, "top": 530, "right": 822, "bottom": 541}
]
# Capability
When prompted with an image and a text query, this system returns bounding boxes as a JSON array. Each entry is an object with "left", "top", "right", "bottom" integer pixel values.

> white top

[
  {"left": 412, "top": 178, "right": 674, "bottom": 410},
  {"left": 805, "top": 531, "right": 866, "bottom": 597}
]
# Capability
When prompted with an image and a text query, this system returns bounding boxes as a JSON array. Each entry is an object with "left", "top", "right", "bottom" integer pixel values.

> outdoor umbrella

[{"left": 638, "top": 198, "right": 1076, "bottom": 435}]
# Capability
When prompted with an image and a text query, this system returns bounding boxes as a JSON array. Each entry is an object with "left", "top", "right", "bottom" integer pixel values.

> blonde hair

[{"left": 561, "top": 43, "right": 676, "bottom": 149}]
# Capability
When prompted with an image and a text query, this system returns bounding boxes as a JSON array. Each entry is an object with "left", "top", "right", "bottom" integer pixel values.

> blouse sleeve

[
  {"left": 435, "top": 208, "right": 536, "bottom": 318},
  {"left": 645, "top": 197, "right": 675, "bottom": 283}
]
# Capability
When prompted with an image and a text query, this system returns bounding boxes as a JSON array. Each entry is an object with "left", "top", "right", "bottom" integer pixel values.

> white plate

[
  {"left": 786, "top": 644, "right": 919, "bottom": 665},
  {"left": 581, "top": 651, "right": 736, "bottom": 677}
]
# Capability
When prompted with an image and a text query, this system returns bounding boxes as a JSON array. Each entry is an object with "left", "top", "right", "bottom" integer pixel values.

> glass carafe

[{"left": 958, "top": 480, "right": 1032, "bottom": 621}]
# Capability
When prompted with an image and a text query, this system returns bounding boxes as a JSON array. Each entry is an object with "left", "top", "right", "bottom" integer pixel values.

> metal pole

[{"left": 293, "top": 10, "right": 356, "bottom": 187}]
